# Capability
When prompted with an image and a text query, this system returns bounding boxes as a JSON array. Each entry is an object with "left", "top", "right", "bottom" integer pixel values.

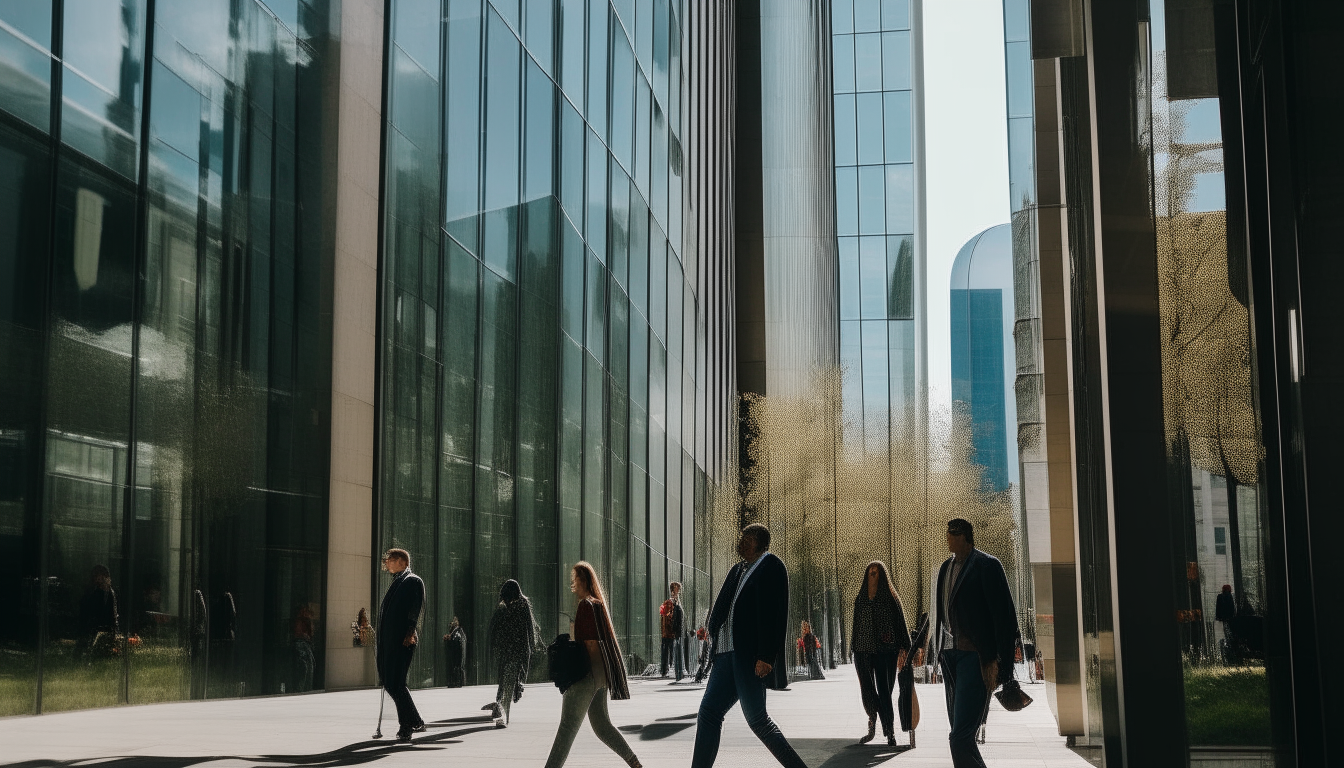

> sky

[{"left": 922, "top": 0, "right": 1012, "bottom": 416}]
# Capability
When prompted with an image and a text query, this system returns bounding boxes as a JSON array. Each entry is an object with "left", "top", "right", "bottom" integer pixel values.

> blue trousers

[
  {"left": 691, "top": 651, "right": 807, "bottom": 768},
  {"left": 940, "top": 649, "right": 992, "bottom": 768}
]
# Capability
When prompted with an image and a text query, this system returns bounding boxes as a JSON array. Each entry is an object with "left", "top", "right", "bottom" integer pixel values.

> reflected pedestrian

[
  {"left": 542, "top": 562, "right": 642, "bottom": 768},
  {"left": 444, "top": 616, "right": 467, "bottom": 688},
  {"left": 692, "top": 523, "right": 807, "bottom": 768},
  {"left": 933, "top": 519, "right": 1019, "bottom": 768},
  {"left": 485, "top": 579, "right": 542, "bottom": 727},
  {"left": 693, "top": 624, "right": 712, "bottom": 683},
  {"left": 851, "top": 560, "right": 910, "bottom": 745},
  {"left": 661, "top": 581, "right": 686, "bottom": 682},
  {"left": 377, "top": 548, "right": 426, "bottom": 742},
  {"left": 79, "top": 564, "right": 119, "bottom": 658},
  {"left": 797, "top": 621, "right": 825, "bottom": 680}
]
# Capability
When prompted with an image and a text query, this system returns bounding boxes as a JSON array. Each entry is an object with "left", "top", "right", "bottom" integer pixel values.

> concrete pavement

[{"left": 0, "top": 663, "right": 1091, "bottom": 767}]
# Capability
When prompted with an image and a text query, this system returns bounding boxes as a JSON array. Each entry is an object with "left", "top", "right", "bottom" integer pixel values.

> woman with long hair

[
  {"left": 851, "top": 560, "right": 912, "bottom": 746},
  {"left": 542, "top": 561, "right": 642, "bottom": 768},
  {"left": 485, "top": 579, "right": 542, "bottom": 727}
]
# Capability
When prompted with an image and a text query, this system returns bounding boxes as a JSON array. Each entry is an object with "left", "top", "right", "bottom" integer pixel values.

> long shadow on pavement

[
  {"left": 791, "top": 738, "right": 915, "bottom": 768},
  {"left": 0, "top": 724, "right": 500, "bottom": 768},
  {"left": 617, "top": 713, "right": 700, "bottom": 741}
]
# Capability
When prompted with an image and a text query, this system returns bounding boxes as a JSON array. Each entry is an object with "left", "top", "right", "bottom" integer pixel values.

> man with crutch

[{"left": 377, "top": 548, "right": 426, "bottom": 742}]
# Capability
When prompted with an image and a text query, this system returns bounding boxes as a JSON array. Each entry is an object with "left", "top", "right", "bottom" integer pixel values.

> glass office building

[
  {"left": 949, "top": 224, "right": 1016, "bottom": 493},
  {"left": 376, "top": 0, "right": 739, "bottom": 685},
  {"left": 0, "top": 0, "right": 337, "bottom": 714},
  {"left": 0, "top": 0, "right": 740, "bottom": 713},
  {"left": 831, "top": 0, "right": 925, "bottom": 454}
]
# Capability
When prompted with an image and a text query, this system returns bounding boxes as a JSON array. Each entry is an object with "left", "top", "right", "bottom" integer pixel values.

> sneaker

[
  {"left": 395, "top": 730, "right": 413, "bottom": 743},
  {"left": 411, "top": 723, "right": 426, "bottom": 733}
]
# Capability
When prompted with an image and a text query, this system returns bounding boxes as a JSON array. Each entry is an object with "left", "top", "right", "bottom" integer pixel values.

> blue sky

[{"left": 924, "top": 0, "right": 1011, "bottom": 415}]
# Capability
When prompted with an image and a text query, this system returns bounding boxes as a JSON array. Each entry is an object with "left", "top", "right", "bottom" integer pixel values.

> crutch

[{"left": 373, "top": 686, "right": 386, "bottom": 739}]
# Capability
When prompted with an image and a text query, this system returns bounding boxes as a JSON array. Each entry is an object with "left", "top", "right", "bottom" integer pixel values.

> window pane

[
  {"left": 854, "top": 0, "right": 880, "bottom": 32},
  {"left": 836, "top": 166, "right": 858, "bottom": 236},
  {"left": 629, "top": 193, "right": 649, "bottom": 315},
  {"left": 484, "top": 12, "right": 521, "bottom": 211},
  {"left": 882, "top": 31, "right": 911, "bottom": 91},
  {"left": 856, "top": 92, "right": 883, "bottom": 165},
  {"left": 560, "top": 99, "right": 584, "bottom": 227},
  {"left": 525, "top": 0, "right": 555, "bottom": 74},
  {"left": 883, "top": 90, "right": 912, "bottom": 164},
  {"left": 860, "top": 236, "right": 886, "bottom": 319},
  {"left": 587, "top": 1, "right": 608, "bottom": 140},
  {"left": 885, "top": 163, "right": 913, "bottom": 234},
  {"left": 832, "top": 0, "right": 853, "bottom": 34},
  {"left": 839, "top": 237, "right": 859, "bottom": 320},
  {"left": 524, "top": 58, "right": 554, "bottom": 202},
  {"left": 585, "top": 249, "right": 606, "bottom": 362},
  {"left": 560, "top": 0, "right": 584, "bottom": 107},
  {"left": 610, "top": 25, "right": 635, "bottom": 170},
  {"left": 859, "top": 165, "right": 885, "bottom": 235},
  {"left": 586, "top": 131, "right": 607, "bottom": 257},
  {"left": 446, "top": 2, "right": 482, "bottom": 249},
  {"left": 834, "top": 95, "right": 856, "bottom": 166},
  {"left": 832, "top": 34, "right": 855, "bottom": 94},
  {"left": 882, "top": 0, "right": 910, "bottom": 31},
  {"left": 854, "top": 33, "right": 881, "bottom": 92},
  {"left": 887, "top": 235, "right": 914, "bottom": 319}
]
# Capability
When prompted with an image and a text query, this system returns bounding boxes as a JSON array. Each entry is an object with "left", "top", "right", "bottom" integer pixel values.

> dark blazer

[
  {"left": 933, "top": 548, "right": 1018, "bottom": 684},
  {"left": 707, "top": 552, "right": 790, "bottom": 690},
  {"left": 377, "top": 569, "right": 425, "bottom": 672}
]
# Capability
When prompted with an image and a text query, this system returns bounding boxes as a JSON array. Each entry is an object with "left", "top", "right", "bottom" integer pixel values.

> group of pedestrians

[{"left": 373, "top": 515, "right": 1020, "bottom": 768}]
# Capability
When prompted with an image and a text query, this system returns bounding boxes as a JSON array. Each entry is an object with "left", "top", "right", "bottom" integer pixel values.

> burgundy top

[{"left": 575, "top": 599, "right": 600, "bottom": 642}]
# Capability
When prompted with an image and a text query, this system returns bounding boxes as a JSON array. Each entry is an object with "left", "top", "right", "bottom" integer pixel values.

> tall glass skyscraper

[
  {"left": 376, "top": 0, "right": 739, "bottom": 684},
  {"left": 831, "top": 0, "right": 925, "bottom": 453}
]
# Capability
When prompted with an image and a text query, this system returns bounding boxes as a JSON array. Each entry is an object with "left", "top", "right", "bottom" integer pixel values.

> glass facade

[
  {"left": 0, "top": 0, "right": 337, "bottom": 714},
  {"left": 949, "top": 224, "right": 1016, "bottom": 493},
  {"left": 376, "top": 0, "right": 737, "bottom": 686},
  {"left": 831, "top": 0, "right": 923, "bottom": 454}
]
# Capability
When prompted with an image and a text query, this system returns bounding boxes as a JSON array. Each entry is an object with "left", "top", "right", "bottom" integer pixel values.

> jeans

[
  {"left": 691, "top": 651, "right": 807, "bottom": 768},
  {"left": 543, "top": 672, "right": 637, "bottom": 768},
  {"left": 380, "top": 645, "right": 423, "bottom": 731},
  {"left": 855, "top": 652, "right": 897, "bottom": 733},
  {"left": 940, "top": 649, "right": 992, "bottom": 768},
  {"left": 660, "top": 637, "right": 684, "bottom": 678}
]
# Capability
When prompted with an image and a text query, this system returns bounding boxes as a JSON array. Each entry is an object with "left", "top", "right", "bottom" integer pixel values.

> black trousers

[
  {"left": 855, "top": 652, "right": 898, "bottom": 734},
  {"left": 380, "top": 645, "right": 423, "bottom": 730},
  {"left": 660, "top": 637, "right": 677, "bottom": 675}
]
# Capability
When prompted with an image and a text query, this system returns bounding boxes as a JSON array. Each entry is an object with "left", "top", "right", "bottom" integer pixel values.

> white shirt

[{"left": 715, "top": 553, "right": 769, "bottom": 655}]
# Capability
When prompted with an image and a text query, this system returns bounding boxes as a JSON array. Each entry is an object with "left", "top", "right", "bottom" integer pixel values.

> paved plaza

[{"left": 0, "top": 664, "right": 1090, "bottom": 768}]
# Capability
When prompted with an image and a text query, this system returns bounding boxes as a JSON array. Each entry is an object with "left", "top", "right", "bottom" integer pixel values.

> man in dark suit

[
  {"left": 377, "top": 548, "right": 426, "bottom": 742},
  {"left": 691, "top": 523, "right": 807, "bottom": 768},
  {"left": 932, "top": 519, "right": 1019, "bottom": 768}
]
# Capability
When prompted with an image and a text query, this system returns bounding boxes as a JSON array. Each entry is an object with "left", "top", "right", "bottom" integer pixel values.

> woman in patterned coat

[
  {"left": 484, "top": 579, "right": 542, "bottom": 727},
  {"left": 851, "top": 560, "right": 911, "bottom": 746}
]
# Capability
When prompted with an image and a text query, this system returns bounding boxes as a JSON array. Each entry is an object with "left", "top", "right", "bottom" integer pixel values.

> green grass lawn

[
  {"left": 0, "top": 644, "right": 191, "bottom": 715},
  {"left": 1184, "top": 665, "right": 1272, "bottom": 747}
]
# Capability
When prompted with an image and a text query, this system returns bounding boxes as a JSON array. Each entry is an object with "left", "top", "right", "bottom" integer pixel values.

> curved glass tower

[{"left": 950, "top": 224, "right": 1017, "bottom": 493}]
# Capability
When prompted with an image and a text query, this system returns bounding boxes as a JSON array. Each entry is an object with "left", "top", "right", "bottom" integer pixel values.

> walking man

[
  {"left": 933, "top": 519, "right": 1019, "bottom": 768},
  {"left": 691, "top": 523, "right": 807, "bottom": 768},
  {"left": 378, "top": 548, "right": 426, "bottom": 742}
]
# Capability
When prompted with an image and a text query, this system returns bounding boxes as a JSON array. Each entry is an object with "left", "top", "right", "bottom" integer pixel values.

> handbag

[
  {"left": 547, "top": 633, "right": 589, "bottom": 693},
  {"left": 994, "top": 679, "right": 1034, "bottom": 712}
]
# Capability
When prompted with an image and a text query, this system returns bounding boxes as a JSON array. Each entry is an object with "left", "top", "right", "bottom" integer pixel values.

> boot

[
  {"left": 886, "top": 729, "right": 896, "bottom": 746},
  {"left": 859, "top": 715, "right": 876, "bottom": 744}
]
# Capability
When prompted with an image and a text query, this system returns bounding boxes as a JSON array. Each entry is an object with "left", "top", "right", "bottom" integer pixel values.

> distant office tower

[
  {"left": 831, "top": 0, "right": 927, "bottom": 452},
  {"left": 735, "top": 0, "right": 840, "bottom": 398},
  {"left": 950, "top": 225, "right": 1017, "bottom": 493}
]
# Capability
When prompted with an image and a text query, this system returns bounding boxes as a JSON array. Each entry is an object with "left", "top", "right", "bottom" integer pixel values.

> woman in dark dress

[
  {"left": 851, "top": 560, "right": 911, "bottom": 746},
  {"left": 484, "top": 579, "right": 542, "bottom": 727}
]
